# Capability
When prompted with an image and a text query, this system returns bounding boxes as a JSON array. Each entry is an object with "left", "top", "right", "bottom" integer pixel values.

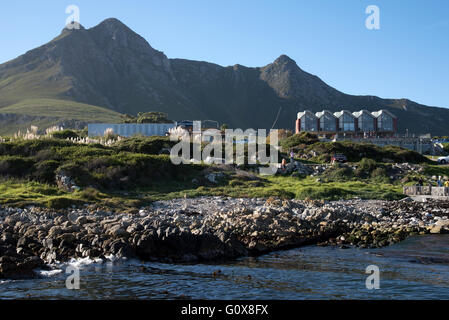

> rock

[
  {"left": 430, "top": 219, "right": 449, "bottom": 234},
  {"left": 107, "top": 225, "right": 129, "bottom": 237}
]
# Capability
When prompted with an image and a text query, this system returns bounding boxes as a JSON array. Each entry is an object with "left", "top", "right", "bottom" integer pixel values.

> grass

[
  {"left": 0, "top": 174, "right": 405, "bottom": 210},
  {"left": 126, "top": 175, "right": 404, "bottom": 203},
  {"left": 423, "top": 164, "right": 449, "bottom": 177},
  {"left": 0, "top": 136, "right": 431, "bottom": 210},
  {"left": 279, "top": 136, "right": 430, "bottom": 164}
]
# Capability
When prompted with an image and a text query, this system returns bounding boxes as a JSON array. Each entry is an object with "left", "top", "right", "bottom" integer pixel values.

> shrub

[
  {"left": 32, "top": 160, "right": 60, "bottom": 183},
  {"left": 0, "top": 156, "right": 35, "bottom": 177},
  {"left": 113, "top": 136, "right": 176, "bottom": 155},
  {"left": 0, "top": 139, "right": 72, "bottom": 157},
  {"left": 296, "top": 186, "right": 355, "bottom": 200},
  {"left": 358, "top": 158, "right": 378, "bottom": 172},
  {"left": 324, "top": 165, "right": 354, "bottom": 182},
  {"left": 280, "top": 132, "right": 319, "bottom": 150},
  {"left": 304, "top": 141, "right": 429, "bottom": 164},
  {"left": 51, "top": 130, "right": 79, "bottom": 140},
  {"left": 370, "top": 167, "right": 389, "bottom": 183},
  {"left": 79, "top": 187, "right": 101, "bottom": 201}
]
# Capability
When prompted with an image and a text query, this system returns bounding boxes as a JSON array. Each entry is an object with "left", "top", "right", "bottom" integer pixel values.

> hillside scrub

[
  {"left": 280, "top": 132, "right": 319, "bottom": 151},
  {"left": 0, "top": 136, "right": 432, "bottom": 209},
  {"left": 301, "top": 141, "right": 429, "bottom": 164},
  {"left": 50, "top": 129, "right": 82, "bottom": 140},
  {"left": 0, "top": 138, "right": 203, "bottom": 191}
]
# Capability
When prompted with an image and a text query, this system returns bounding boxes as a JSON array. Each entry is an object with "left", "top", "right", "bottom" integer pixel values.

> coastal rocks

[
  {"left": 0, "top": 197, "right": 449, "bottom": 280},
  {"left": 205, "top": 172, "right": 224, "bottom": 184},
  {"left": 429, "top": 219, "right": 449, "bottom": 234},
  {"left": 55, "top": 171, "right": 80, "bottom": 192},
  {"left": 0, "top": 256, "right": 44, "bottom": 279}
]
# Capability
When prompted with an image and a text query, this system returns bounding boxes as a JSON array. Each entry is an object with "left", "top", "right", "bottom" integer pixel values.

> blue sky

[{"left": 0, "top": 0, "right": 448, "bottom": 108}]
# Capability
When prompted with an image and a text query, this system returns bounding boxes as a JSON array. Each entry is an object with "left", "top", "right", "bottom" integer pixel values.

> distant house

[
  {"left": 296, "top": 110, "right": 318, "bottom": 133},
  {"left": 295, "top": 108, "right": 398, "bottom": 135},
  {"left": 371, "top": 110, "right": 397, "bottom": 132},
  {"left": 333, "top": 110, "right": 356, "bottom": 132},
  {"left": 315, "top": 110, "right": 337, "bottom": 132},
  {"left": 353, "top": 110, "right": 376, "bottom": 132}
]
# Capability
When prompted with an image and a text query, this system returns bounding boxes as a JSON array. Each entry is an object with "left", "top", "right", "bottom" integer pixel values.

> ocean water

[{"left": 1, "top": 235, "right": 448, "bottom": 300}]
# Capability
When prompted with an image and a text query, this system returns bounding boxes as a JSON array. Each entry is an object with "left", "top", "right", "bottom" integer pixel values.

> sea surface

[{"left": 1, "top": 235, "right": 449, "bottom": 300}]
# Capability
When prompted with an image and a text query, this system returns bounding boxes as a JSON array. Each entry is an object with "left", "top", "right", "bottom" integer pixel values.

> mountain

[{"left": 0, "top": 18, "right": 448, "bottom": 135}]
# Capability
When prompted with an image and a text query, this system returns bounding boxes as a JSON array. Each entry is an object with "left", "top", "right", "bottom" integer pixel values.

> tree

[{"left": 121, "top": 112, "right": 173, "bottom": 124}]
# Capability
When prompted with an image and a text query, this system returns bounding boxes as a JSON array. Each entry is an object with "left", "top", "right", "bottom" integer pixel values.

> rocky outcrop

[{"left": 0, "top": 197, "right": 448, "bottom": 279}]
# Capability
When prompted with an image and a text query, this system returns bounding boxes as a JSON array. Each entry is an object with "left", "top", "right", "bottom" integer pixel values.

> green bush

[
  {"left": 0, "top": 139, "right": 72, "bottom": 157},
  {"left": 324, "top": 165, "right": 354, "bottom": 182},
  {"left": 280, "top": 132, "right": 319, "bottom": 150},
  {"left": 296, "top": 186, "right": 355, "bottom": 200},
  {"left": 32, "top": 160, "right": 60, "bottom": 183},
  {"left": 370, "top": 167, "right": 389, "bottom": 183},
  {"left": 304, "top": 141, "right": 429, "bottom": 164},
  {"left": 79, "top": 187, "right": 101, "bottom": 201},
  {"left": 0, "top": 156, "right": 35, "bottom": 177},
  {"left": 51, "top": 130, "right": 79, "bottom": 140},
  {"left": 113, "top": 136, "right": 175, "bottom": 155}
]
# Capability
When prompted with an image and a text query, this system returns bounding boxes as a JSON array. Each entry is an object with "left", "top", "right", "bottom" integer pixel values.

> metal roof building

[
  {"left": 88, "top": 123, "right": 176, "bottom": 137},
  {"left": 296, "top": 109, "right": 398, "bottom": 134}
]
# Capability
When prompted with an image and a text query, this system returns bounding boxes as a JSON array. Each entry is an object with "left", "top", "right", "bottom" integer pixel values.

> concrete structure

[
  {"left": 404, "top": 186, "right": 449, "bottom": 200},
  {"left": 88, "top": 123, "right": 176, "bottom": 137},
  {"left": 296, "top": 110, "right": 318, "bottom": 133},
  {"left": 334, "top": 135, "right": 435, "bottom": 154}
]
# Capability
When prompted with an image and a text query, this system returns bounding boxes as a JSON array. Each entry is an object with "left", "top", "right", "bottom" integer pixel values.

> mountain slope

[{"left": 0, "top": 18, "right": 448, "bottom": 135}]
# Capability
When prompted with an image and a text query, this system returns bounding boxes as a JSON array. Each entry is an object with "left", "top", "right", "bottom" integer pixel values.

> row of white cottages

[{"left": 295, "top": 109, "right": 398, "bottom": 134}]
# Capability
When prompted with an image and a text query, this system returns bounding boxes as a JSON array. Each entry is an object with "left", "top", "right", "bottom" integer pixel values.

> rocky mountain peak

[{"left": 273, "top": 54, "right": 299, "bottom": 69}]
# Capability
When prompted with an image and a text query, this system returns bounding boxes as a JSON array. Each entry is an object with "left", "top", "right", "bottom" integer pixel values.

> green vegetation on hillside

[
  {"left": 0, "top": 134, "right": 447, "bottom": 210},
  {"left": 121, "top": 112, "right": 173, "bottom": 124},
  {"left": 0, "top": 99, "right": 123, "bottom": 135},
  {"left": 0, "top": 99, "right": 122, "bottom": 122},
  {"left": 280, "top": 134, "right": 430, "bottom": 164}
]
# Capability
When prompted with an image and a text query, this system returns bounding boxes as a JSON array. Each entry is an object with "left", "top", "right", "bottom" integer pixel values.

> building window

[
  {"left": 300, "top": 114, "right": 317, "bottom": 132},
  {"left": 339, "top": 113, "right": 355, "bottom": 131},
  {"left": 359, "top": 113, "right": 374, "bottom": 131},
  {"left": 320, "top": 114, "right": 336, "bottom": 131},
  {"left": 378, "top": 114, "right": 393, "bottom": 131}
]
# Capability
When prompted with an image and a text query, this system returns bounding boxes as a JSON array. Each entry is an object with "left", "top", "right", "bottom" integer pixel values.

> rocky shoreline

[{"left": 1, "top": 196, "right": 448, "bottom": 280}]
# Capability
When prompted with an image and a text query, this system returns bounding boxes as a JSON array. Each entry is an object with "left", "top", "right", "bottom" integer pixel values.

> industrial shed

[{"left": 88, "top": 123, "right": 176, "bottom": 137}]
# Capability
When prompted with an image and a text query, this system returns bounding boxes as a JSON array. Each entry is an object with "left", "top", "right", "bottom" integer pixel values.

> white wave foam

[{"left": 35, "top": 269, "right": 64, "bottom": 277}]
